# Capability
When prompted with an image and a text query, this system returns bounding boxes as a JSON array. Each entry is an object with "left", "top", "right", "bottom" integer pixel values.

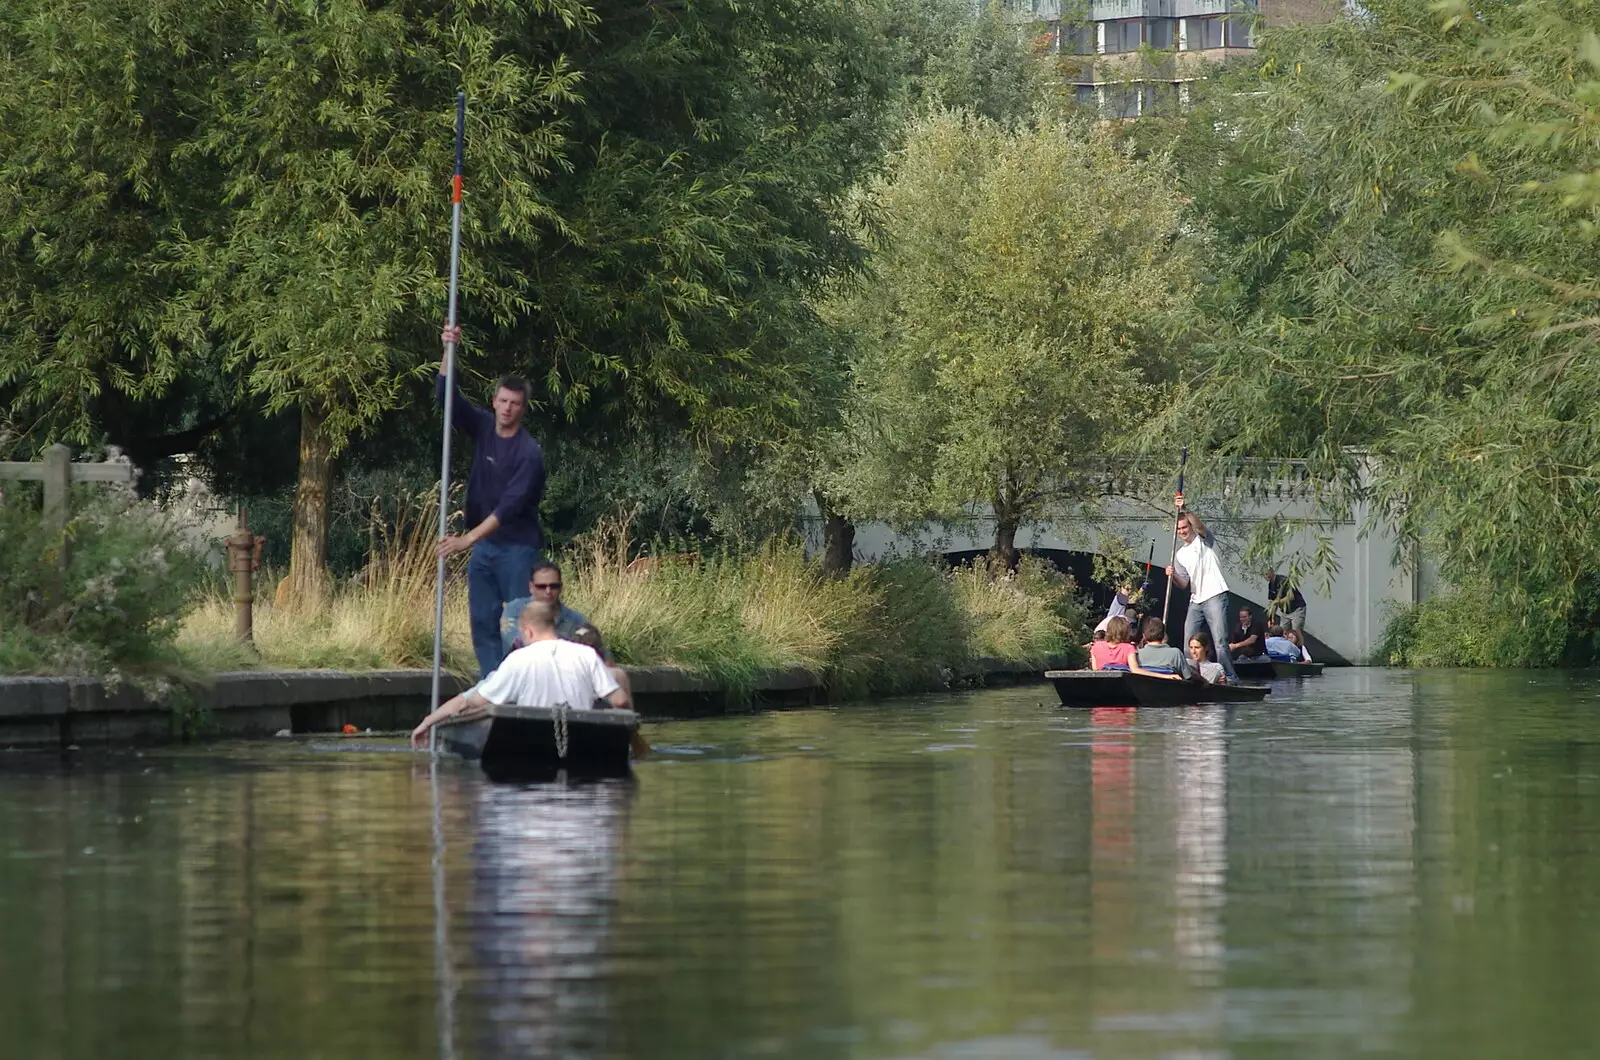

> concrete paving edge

[{"left": 0, "top": 656, "right": 1073, "bottom": 749}]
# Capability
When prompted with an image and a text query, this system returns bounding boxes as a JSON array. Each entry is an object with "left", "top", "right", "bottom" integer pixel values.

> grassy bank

[
  {"left": 1375, "top": 577, "right": 1600, "bottom": 669},
  {"left": 176, "top": 525, "right": 1087, "bottom": 698}
]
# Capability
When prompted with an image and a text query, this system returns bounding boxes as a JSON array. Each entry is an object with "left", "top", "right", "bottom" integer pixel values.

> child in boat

[
  {"left": 1135, "top": 618, "right": 1192, "bottom": 680},
  {"left": 1187, "top": 631, "right": 1228, "bottom": 684},
  {"left": 567, "top": 623, "right": 632, "bottom": 709},
  {"left": 1284, "top": 628, "right": 1313, "bottom": 662},
  {"left": 1263, "top": 625, "right": 1301, "bottom": 662},
  {"left": 1090, "top": 616, "right": 1136, "bottom": 671}
]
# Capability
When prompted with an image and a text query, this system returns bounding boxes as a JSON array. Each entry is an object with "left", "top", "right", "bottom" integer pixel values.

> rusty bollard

[{"left": 224, "top": 506, "right": 265, "bottom": 644}]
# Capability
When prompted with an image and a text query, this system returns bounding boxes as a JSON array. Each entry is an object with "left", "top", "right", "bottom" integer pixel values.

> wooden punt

[
  {"left": 1045, "top": 669, "right": 1270, "bottom": 708},
  {"left": 435, "top": 704, "right": 639, "bottom": 779},
  {"left": 1230, "top": 659, "right": 1326, "bottom": 680}
]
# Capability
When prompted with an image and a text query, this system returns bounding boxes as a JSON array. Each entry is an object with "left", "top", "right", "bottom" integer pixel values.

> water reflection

[{"left": 3, "top": 672, "right": 1600, "bottom": 1059}]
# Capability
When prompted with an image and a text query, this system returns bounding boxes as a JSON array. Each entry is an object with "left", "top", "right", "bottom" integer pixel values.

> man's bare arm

[{"left": 411, "top": 690, "right": 490, "bottom": 747}]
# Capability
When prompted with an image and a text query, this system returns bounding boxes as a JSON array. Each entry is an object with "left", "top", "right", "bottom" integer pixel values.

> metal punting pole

[
  {"left": 1162, "top": 446, "right": 1190, "bottom": 630},
  {"left": 430, "top": 92, "right": 467, "bottom": 751}
]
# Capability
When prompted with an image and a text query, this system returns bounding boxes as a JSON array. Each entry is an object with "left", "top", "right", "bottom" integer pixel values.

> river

[{"left": 2, "top": 668, "right": 1598, "bottom": 1058}]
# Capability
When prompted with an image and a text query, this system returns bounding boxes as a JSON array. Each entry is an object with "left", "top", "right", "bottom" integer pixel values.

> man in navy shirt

[{"left": 438, "top": 325, "right": 546, "bottom": 678}]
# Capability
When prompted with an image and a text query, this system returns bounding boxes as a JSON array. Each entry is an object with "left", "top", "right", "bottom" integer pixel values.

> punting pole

[
  {"left": 1162, "top": 446, "right": 1190, "bottom": 630},
  {"left": 429, "top": 92, "right": 468, "bottom": 753}
]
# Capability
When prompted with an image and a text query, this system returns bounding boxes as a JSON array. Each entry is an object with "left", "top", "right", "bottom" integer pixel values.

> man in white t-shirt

[
  {"left": 411, "top": 600, "right": 629, "bottom": 748},
  {"left": 1164, "top": 509, "right": 1238, "bottom": 681}
]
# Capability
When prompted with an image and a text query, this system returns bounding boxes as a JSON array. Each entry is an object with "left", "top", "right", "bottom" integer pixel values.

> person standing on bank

[
  {"left": 438, "top": 324, "right": 547, "bottom": 679},
  {"left": 1165, "top": 510, "right": 1238, "bottom": 682}
]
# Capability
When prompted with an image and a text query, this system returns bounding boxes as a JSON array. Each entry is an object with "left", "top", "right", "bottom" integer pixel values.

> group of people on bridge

[{"left": 1088, "top": 508, "right": 1311, "bottom": 684}]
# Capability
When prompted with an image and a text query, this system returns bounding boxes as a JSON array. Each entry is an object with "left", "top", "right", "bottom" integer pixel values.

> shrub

[
  {"left": 949, "top": 556, "right": 1085, "bottom": 665},
  {"left": 1375, "top": 578, "right": 1569, "bottom": 668},
  {"left": 829, "top": 558, "right": 973, "bottom": 699},
  {"left": 0, "top": 493, "right": 206, "bottom": 676}
]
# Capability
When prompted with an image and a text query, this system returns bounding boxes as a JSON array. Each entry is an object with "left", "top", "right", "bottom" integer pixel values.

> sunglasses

[{"left": 532, "top": 582, "right": 562, "bottom": 591}]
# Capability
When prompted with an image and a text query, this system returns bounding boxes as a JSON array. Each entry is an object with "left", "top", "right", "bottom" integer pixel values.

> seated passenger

[
  {"left": 412, "top": 600, "right": 628, "bottom": 747},
  {"left": 1228, "top": 605, "right": 1267, "bottom": 660},
  {"left": 1187, "top": 631, "right": 1228, "bottom": 684},
  {"left": 1090, "top": 616, "right": 1136, "bottom": 671},
  {"left": 1135, "top": 618, "right": 1192, "bottom": 681},
  {"left": 499, "top": 561, "right": 597, "bottom": 658},
  {"left": 566, "top": 623, "right": 632, "bottom": 709},
  {"left": 1263, "top": 625, "right": 1301, "bottom": 662},
  {"left": 1285, "top": 628, "right": 1313, "bottom": 662}
]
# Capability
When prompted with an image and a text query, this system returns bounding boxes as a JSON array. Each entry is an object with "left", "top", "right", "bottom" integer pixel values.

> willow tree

[
  {"left": 1164, "top": 0, "right": 1600, "bottom": 612},
  {"left": 186, "top": 0, "right": 588, "bottom": 601},
  {"left": 0, "top": 0, "right": 588, "bottom": 600},
  {"left": 831, "top": 112, "right": 1197, "bottom": 564}
]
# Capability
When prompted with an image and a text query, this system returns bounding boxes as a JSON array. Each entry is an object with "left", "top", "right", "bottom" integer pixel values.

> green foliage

[
  {"left": 1375, "top": 580, "right": 1571, "bottom": 669},
  {"left": 831, "top": 111, "right": 1197, "bottom": 550},
  {"left": 950, "top": 556, "right": 1084, "bottom": 664},
  {"left": 830, "top": 558, "right": 975, "bottom": 698},
  {"left": 0, "top": 495, "right": 206, "bottom": 676},
  {"left": 1161, "top": 0, "right": 1600, "bottom": 611}
]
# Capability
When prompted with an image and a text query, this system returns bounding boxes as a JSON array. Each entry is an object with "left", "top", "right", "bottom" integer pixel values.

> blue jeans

[
  {"left": 1184, "top": 591, "right": 1237, "bottom": 681},
  {"left": 468, "top": 538, "right": 540, "bottom": 679}
]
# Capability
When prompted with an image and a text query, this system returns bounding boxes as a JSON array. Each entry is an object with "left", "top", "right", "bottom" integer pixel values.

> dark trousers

[{"left": 467, "top": 538, "right": 540, "bottom": 679}]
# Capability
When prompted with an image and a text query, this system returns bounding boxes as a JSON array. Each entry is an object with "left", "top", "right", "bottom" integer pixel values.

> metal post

[
  {"left": 226, "top": 504, "right": 257, "bottom": 643},
  {"left": 430, "top": 92, "right": 468, "bottom": 740}
]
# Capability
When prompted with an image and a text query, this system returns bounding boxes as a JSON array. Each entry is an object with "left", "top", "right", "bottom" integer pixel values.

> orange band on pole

[{"left": 452, "top": 174, "right": 462, "bottom": 203}]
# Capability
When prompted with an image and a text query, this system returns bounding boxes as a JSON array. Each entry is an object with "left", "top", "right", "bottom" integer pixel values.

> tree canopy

[
  {"left": 831, "top": 111, "right": 1197, "bottom": 563},
  {"left": 1159, "top": 0, "right": 1600, "bottom": 606}
]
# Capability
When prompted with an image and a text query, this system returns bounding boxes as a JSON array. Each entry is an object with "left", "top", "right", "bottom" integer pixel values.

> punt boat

[
  {"left": 1045, "top": 669, "right": 1270, "bottom": 708},
  {"left": 435, "top": 703, "right": 640, "bottom": 778},
  {"left": 1230, "top": 659, "right": 1325, "bottom": 680}
]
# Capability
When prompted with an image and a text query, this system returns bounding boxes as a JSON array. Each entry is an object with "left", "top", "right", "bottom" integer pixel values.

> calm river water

[{"left": 3, "top": 668, "right": 1600, "bottom": 1059}]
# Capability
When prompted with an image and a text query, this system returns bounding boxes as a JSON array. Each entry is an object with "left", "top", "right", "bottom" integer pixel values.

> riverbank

[
  {"left": 171, "top": 534, "right": 1088, "bottom": 701},
  {"left": 0, "top": 657, "right": 1070, "bottom": 749}
]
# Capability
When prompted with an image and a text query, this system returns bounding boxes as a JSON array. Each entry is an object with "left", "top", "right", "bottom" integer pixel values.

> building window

[
  {"left": 1224, "top": 14, "right": 1253, "bottom": 48},
  {"left": 1187, "top": 15, "right": 1223, "bottom": 50},
  {"left": 1149, "top": 18, "right": 1176, "bottom": 50},
  {"left": 1062, "top": 22, "right": 1095, "bottom": 55},
  {"left": 1104, "top": 19, "right": 1142, "bottom": 53},
  {"left": 1105, "top": 85, "right": 1142, "bottom": 119}
]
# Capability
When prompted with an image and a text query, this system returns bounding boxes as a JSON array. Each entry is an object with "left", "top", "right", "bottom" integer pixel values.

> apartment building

[{"left": 1018, "top": 1, "right": 1342, "bottom": 117}]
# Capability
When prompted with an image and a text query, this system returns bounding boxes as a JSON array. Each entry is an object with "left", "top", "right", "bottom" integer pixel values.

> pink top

[{"left": 1091, "top": 641, "right": 1135, "bottom": 669}]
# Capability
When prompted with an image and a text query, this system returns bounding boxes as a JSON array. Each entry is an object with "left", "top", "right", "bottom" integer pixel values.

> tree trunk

[
  {"left": 816, "top": 491, "right": 855, "bottom": 575},
  {"left": 285, "top": 401, "right": 335, "bottom": 606},
  {"left": 990, "top": 502, "right": 1019, "bottom": 572}
]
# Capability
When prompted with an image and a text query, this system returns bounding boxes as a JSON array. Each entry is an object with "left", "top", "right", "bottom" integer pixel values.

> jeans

[
  {"left": 1184, "top": 591, "right": 1237, "bottom": 681},
  {"left": 468, "top": 538, "right": 540, "bottom": 679}
]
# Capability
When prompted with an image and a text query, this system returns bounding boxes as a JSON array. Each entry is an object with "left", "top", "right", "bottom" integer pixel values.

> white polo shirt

[
  {"left": 1175, "top": 535, "right": 1230, "bottom": 604},
  {"left": 475, "top": 638, "right": 620, "bottom": 709}
]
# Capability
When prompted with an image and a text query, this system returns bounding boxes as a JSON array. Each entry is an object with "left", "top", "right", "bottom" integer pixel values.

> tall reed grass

[
  {"left": 177, "top": 507, "right": 1086, "bottom": 696},
  {"left": 176, "top": 489, "right": 474, "bottom": 674}
]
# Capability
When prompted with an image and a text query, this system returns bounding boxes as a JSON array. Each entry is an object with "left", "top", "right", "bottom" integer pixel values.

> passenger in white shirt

[
  {"left": 1163, "top": 509, "right": 1238, "bottom": 681},
  {"left": 411, "top": 600, "right": 629, "bottom": 747}
]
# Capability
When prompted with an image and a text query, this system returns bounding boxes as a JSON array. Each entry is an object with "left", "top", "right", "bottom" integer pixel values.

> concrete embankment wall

[{"left": 0, "top": 658, "right": 1065, "bottom": 749}]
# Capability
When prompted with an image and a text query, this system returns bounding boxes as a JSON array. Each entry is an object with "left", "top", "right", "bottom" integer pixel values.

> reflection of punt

[
  {"left": 435, "top": 704, "right": 639, "bottom": 778},
  {"left": 1045, "top": 670, "right": 1271, "bottom": 708},
  {"left": 1231, "top": 659, "right": 1326, "bottom": 679}
]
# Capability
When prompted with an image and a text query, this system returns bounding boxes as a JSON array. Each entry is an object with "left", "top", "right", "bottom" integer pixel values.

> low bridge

[{"left": 805, "top": 462, "right": 1434, "bottom": 665}]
